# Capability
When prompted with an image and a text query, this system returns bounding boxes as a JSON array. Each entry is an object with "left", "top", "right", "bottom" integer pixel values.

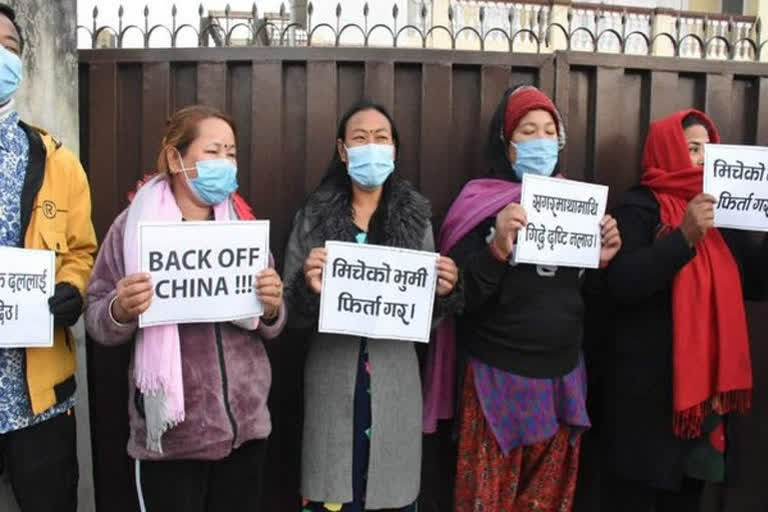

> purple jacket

[{"left": 85, "top": 210, "right": 285, "bottom": 461}]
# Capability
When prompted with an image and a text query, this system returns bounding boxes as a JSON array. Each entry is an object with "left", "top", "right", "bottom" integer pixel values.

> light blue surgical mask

[
  {"left": 511, "top": 138, "right": 559, "bottom": 180},
  {"left": 0, "top": 46, "right": 22, "bottom": 105},
  {"left": 345, "top": 143, "right": 395, "bottom": 190},
  {"left": 175, "top": 150, "right": 238, "bottom": 205}
]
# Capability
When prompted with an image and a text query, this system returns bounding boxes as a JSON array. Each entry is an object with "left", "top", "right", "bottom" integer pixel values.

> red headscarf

[{"left": 641, "top": 109, "right": 752, "bottom": 438}]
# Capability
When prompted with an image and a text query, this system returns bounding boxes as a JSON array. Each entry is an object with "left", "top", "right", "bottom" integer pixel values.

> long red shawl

[{"left": 640, "top": 109, "right": 751, "bottom": 438}]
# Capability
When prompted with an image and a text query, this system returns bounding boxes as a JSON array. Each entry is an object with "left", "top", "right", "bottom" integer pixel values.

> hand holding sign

[
  {"left": 113, "top": 273, "right": 154, "bottom": 324},
  {"left": 48, "top": 283, "right": 84, "bottom": 327},
  {"left": 680, "top": 193, "right": 716, "bottom": 246},
  {"left": 256, "top": 268, "right": 283, "bottom": 320},
  {"left": 435, "top": 256, "right": 459, "bottom": 296},
  {"left": 598, "top": 214, "right": 622, "bottom": 268},
  {"left": 304, "top": 247, "right": 328, "bottom": 295},
  {"left": 493, "top": 202, "right": 528, "bottom": 256}
]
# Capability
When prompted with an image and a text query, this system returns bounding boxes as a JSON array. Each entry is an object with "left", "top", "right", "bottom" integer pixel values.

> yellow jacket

[{"left": 19, "top": 123, "right": 97, "bottom": 414}]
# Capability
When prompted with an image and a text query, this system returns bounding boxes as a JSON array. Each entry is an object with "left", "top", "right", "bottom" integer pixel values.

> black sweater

[
  {"left": 601, "top": 185, "right": 768, "bottom": 490},
  {"left": 451, "top": 217, "right": 588, "bottom": 378}
]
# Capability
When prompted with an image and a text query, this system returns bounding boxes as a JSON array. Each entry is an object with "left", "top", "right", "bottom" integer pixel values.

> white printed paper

[
  {"left": 0, "top": 247, "right": 55, "bottom": 347},
  {"left": 138, "top": 221, "right": 270, "bottom": 327},
  {"left": 703, "top": 143, "right": 768, "bottom": 231},
  {"left": 318, "top": 241, "right": 438, "bottom": 343},
  {"left": 515, "top": 174, "right": 608, "bottom": 269}
]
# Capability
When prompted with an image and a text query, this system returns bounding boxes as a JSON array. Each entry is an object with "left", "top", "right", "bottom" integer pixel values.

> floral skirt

[{"left": 455, "top": 365, "right": 581, "bottom": 512}]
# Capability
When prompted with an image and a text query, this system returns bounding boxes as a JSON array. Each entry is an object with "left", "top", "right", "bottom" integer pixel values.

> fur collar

[{"left": 302, "top": 178, "right": 431, "bottom": 250}]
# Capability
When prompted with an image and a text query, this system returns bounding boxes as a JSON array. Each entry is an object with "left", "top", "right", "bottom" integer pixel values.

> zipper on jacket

[{"left": 215, "top": 324, "right": 238, "bottom": 449}]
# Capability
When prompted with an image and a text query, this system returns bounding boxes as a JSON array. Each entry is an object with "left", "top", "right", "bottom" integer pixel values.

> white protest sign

[
  {"left": 138, "top": 221, "right": 270, "bottom": 327},
  {"left": 703, "top": 143, "right": 768, "bottom": 231},
  {"left": 0, "top": 247, "right": 55, "bottom": 348},
  {"left": 514, "top": 174, "right": 608, "bottom": 269},
  {"left": 318, "top": 241, "right": 438, "bottom": 343}
]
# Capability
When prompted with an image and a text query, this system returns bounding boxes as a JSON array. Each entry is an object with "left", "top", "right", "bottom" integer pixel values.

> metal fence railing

[{"left": 77, "top": 1, "right": 764, "bottom": 61}]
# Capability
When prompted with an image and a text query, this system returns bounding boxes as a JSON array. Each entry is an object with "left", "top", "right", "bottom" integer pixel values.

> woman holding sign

[
  {"left": 602, "top": 110, "right": 768, "bottom": 510},
  {"left": 85, "top": 105, "right": 285, "bottom": 512},
  {"left": 433, "top": 85, "right": 621, "bottom": 511},
  {"left": 283, "top": 99, "right": 461, "bottom": 512}
]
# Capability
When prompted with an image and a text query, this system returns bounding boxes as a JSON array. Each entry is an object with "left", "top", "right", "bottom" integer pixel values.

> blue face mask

[
  {"left": 345, "top": 143, "right": 395, "bottom": 190},
  {"left": 176, "top": 151, "right": 239, "bottom": 205},
  {"left": 0, "top": 46, "right": 22, "bottom": 105},
  {"left": 511, "top": 138, "right": 559, "bottom": 180}
]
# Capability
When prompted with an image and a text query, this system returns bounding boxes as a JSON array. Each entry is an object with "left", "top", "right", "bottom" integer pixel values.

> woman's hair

[
  {"left": 319, "top": 98, "right": 400, "bottom": 189},
  {"left": 0, "top": 4, "right": 24, "bottom": 53},
  {"left": 682, "top": 113, "right": 706, "bottom": 130},
  {"left": 315, "top": 99, "right": 400, "bottom": 243},
  {"left": 156, "top": 105, "right": 238, "bottom": 174}
]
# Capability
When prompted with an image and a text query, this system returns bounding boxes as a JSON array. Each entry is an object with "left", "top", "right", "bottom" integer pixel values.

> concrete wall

[
  {"left": 1, "top": 1, "right": 95, "bottom": 512},
  {"left": 9, "top": 0, "right": 80, "bottom": 149},
  {"left": 746, "top": 0, "right": 768, "bottom": 20},
  {"left": 688, "top": 0, "right": 723, "bottom": 13}
]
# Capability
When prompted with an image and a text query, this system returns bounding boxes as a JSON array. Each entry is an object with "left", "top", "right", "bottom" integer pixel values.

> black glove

[{"left": 48, "top": 283, "right": 83, "bottom": 327}]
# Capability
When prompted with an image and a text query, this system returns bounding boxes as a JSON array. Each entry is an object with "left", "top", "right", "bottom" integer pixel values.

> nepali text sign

[
  {"left": 515, "top": 175, "right": 608, "bottom": 268},
  {"left": 319, "top": 242, "right": 438, "bottom": 343},
  {"left": 138, "top": 221, "right": 269, "bottom": 327},
  {"left": 0, "top": 247, "right": 54, "bottom": 347},
  {"left": 704, "top": 143, "right": 768, "bottom": 231}
]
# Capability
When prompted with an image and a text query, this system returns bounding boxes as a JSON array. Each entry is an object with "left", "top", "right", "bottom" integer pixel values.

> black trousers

[
  {"left": 136, "top": 438, "right": 268, "bottom": 512},
  {"left": 604, "top": 474, "right": 704, "bottom": 512},
  {"left": 0, "top": 411, "right": 78, "bottom": 512}
]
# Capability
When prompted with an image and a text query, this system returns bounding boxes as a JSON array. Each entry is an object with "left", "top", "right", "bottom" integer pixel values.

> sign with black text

[
  {"left": 704, "top": 143, "right": 768, "bottom": 231},
  {"left": 515, "top": 174, "right": 608, "bottom": 268},
  {"left": 0, "top": 247, "right": 54, "bottom": 347},
  {"left": 319, "top": 242, "right": 438, "bottom": 343},
  {"left": 138, "top": 221, "right": 269, "bottom": 327}
]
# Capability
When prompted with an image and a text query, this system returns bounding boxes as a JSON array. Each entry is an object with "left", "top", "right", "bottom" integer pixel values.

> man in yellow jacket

[{"left": 0, "top": 5, "right": 97, "bottom": 511}]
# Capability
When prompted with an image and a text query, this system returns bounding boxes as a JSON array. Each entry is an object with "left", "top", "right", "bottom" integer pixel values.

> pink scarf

[{"left": 123, "top": 175, "right": 233, "bottom": 453}]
